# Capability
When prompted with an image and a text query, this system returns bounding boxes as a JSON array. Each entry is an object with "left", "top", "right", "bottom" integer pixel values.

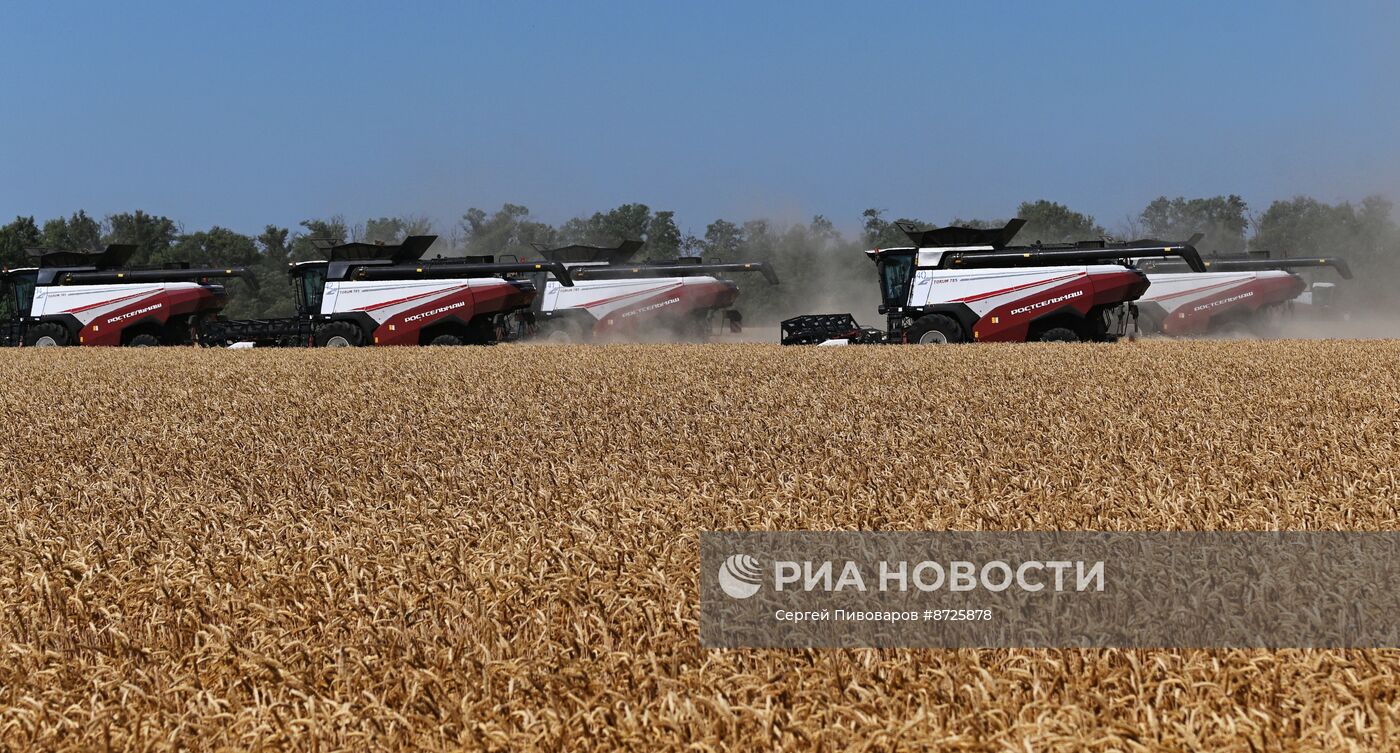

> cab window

[{"left": 878, "top": 253, "right": 914, "bottom": 307}]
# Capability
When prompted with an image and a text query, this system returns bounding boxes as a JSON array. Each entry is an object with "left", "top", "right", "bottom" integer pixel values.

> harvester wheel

[
  {"left": 429, "top": 334, "right": 463, "bottom": 346},
  {"left": 540, "top": 319, "right": 583, "bottom": 343},
  {"left": 1037, "top": 327, "right": 1081, "bottom": 342},
  {"left": 127, "top": 333, "right": 162, "bottom": 347},
  {"left": 906, "top": 314, "right": 963, "bottom": 345},
  {"left": 25, "top": 322, "right": 69, "bottom": 347},
  {"left": 315, "top": 322, "right": 362, "bottom": 348}
]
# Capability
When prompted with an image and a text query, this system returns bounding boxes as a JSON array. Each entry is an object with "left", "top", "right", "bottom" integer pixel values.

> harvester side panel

[
  {"left": 966, "top": 267, "right": 1149, "bottom": 341},
  {"left": 1139, "top": 272, "right": 1306, "bottom": 335},
  {"left": 30, "top": 282, "right": 229, "bottom": 346},
  {"left": 323, "top": 278, "right": 534, "bottom": 345},
  {"left": 539, "top": 276, "right": 739, "bottom": 338}
]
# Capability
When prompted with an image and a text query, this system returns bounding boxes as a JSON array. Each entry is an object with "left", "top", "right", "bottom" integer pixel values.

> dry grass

[{"left": 0, "top": 341, "right": 1398, "bottom": 751}]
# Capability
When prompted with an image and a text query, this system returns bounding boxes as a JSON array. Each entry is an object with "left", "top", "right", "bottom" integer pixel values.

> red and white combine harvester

[
  {"left": 523, "top": 241, "right": 779, "bottom": 342},
  {"left": 0, "top": 244, "right": 252, "bottom": 347},
  {"left": 781, "top": 219, "right": 1205, "bottom": 345},
  {"left": 203, "top": 235, "right": 573, "bottom": 347},
  {"left": 1129, "top": 253, "right": 1353, "bottom": 337}
]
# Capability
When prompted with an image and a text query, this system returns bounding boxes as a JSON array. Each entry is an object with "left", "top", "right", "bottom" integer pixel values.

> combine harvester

[
  {"left": 0, "top": 244, "right": 251, "bottom": 347},
  {"left": 524, "top": 241, "right": 779, "bottom": 342},
  {"left": 781, "top": 219, "right": 1205, "bottom": 345},
  {"left": 1129, "top": 253, "right": 1353, "bottom": 337},
  {"left": 203, "top": 235, "right": 573, "bottom": 347}
]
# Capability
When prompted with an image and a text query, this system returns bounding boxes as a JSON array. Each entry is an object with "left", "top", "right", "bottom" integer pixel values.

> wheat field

[{"left": 0, "top": 341, "right": 1397, "bottom": 751}]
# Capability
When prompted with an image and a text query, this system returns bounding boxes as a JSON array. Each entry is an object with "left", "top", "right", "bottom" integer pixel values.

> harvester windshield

[
  {"left": 1, "top": 270, "right": 37, "bottom": 318},
  {"left": 294, "top": 264, "right": 327, "bottom": 316},
  {"left": 877, "top": 252, "right": 914, "bottom": 309}
]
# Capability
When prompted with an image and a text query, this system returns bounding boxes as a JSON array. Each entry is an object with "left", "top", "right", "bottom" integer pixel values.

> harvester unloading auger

[
  {"left": 0, "top": 244, "right": 253, "bottom": 346},
  {"left": 781, "top": 219, "right": 1206, "bottom": 345},
  {"left": 202, "top": 235, "right": 574, "bottom": 347},
  {"left": 524, "top": 241, "right": 779, "bottom": 342},
  {"left": 1128, "top": 253, "right": 1353, "bottom": 336}
]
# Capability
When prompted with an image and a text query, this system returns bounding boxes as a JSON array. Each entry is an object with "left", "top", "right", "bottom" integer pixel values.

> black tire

[
  {"left": 314, "top": 321, "right": 363, "bottom": 348},
  {"left": 905, "top": 314, "right": 963, "bottom": 345},
  {"left": 127, "top": 333, "right": 162, "bottom": 347},
  {"left": 465, "top": 316, "right": 499, "bottom": 344},
  {"left": 429, "top": 333, "right": 463, "bottom": 346},
  {"left": 1037, "top": 327, "right": 1081, "bottom": 343},
  {"left": 539, "top": 318, "right": 583, "bottom": 343},
  {"left": 25, "top": 322, "right": 69, "bottom": 347}
]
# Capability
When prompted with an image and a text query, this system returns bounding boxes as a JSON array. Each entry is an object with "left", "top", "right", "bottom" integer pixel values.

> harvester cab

[
  {"left": 0, "top": 244, "right": 253, "bottom": 347},
  {"left": 0, "top": 268, "right": 36, "bottom": 345},
  {"left": 781, "top": 219, "right": 1205, "bottom": 346},
  {"left": 1130, "top": 253, "right": 1354, "bottom": 336},
  {"left": 527, "top": 240, "right": 779, "bottom": 342},
  {"left": 206, "top": 235, "right": 574, "bottom": 347}
]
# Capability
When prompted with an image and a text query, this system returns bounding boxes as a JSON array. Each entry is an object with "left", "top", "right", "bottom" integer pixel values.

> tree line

[{"left": 2, "top": 193, "right": 1396, "bottom": 321}]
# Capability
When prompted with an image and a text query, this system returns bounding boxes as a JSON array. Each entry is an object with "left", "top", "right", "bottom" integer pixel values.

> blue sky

[{"left": 1, "top": 1, "right": 1397, "bottom": 239}]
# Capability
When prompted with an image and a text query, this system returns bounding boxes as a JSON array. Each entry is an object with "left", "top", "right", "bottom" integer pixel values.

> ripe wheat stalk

[{"left": 0, "top": 341, "right": 1396, "bottom": 751}]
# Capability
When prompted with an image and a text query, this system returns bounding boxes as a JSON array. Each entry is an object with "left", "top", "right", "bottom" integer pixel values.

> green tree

[
  {"left": 106, "top": 211, "right": 180, "bottom": 266},
  {"left": 1251, "top": 195, "right": 1400, "bottom": 305},
  {"left": 362, "top": 217, "right": 405, "bottom": 244},
  {"left": 702, "top": 219, "right": 744, "bottom": 261},
  {"left": 168, "top": 227, "right": 261, "bottom": 316},
  {"left": 169, "top": 227, "right": 258, "bottom": 266},
  {"left": 462, "top": 204, "right": 558, "bottom": 259},
  {"left": 1015, "top": 200, "right": 1103, "bottom": 243},
  {"left": 1139, "top": 195, "right": 1249, "bottom": 254},
  {"left": 0, "top": 216, "right": 42, "bottom": 268},
  {"left": 360, "top": 215, "right": 434, "bottom": 245},
  {"left": 560, "top": 203, "right": 652, "bottom": 246},
  {"left": 809, "top": 215, "right": 839, "bottom": 244},
  {"left": 41, "top": 210, "right": 103, "bottom": 251},
  {"left": 717, "top": 215, "right": 875, "bottom": 323},
  {"left": 290, "top": 217, "right": 349, "bottom": 262},
  {"left": 243, "top": 225, "right": 294, "bottom": 316},
  {"left": 946, "top": 217, "right": 1007, "bottom": 230},
  {"left": 861, "top": 208, "right": 937, "bottom": 248},
  {"left": 645, "top": 211, "right": 681, "bottom": 259}
]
